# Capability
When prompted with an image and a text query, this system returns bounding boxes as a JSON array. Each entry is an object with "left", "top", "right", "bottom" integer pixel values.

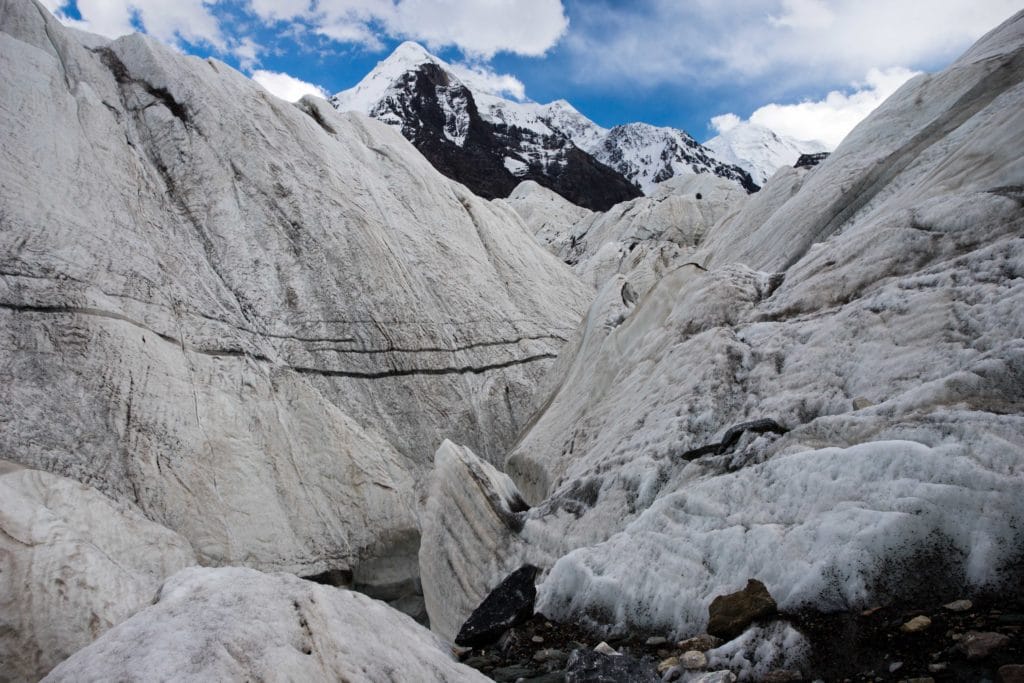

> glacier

[{"left": 1, "top": 0, "right": 1023, "bottom": 680}]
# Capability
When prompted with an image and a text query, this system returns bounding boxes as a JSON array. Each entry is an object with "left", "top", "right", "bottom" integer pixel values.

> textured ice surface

[
  {"left": 505, "top": 174, "right": 748, "bottom": 295},
  {"left": 424, "top": 9, "right": 1024, "bottom": 640},
  {"left": 705, "top": 621, "right": 810, "bottom": 682},
  {"left": 0, "top": 464, "right": 195, "bottom": 681},
  {"left": 0, "top": 0, "right": 588, "bottom": 578},
  {"left": 420, "top": 441, "right": 531, "bottom": 641},
  {"left": 43, "top": 567, "right": 489, "bottom": 682}
]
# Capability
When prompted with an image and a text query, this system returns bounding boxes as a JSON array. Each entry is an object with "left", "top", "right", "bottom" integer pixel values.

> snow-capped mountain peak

[
  {"left": 330, "top": 41, "right": 758, "bottom": 206},
  {"left": 704, "top": 121, "right": 829, "bottom": 186},
  {"left": 330, "top": 41, "right": 443, "bottom": 115}
]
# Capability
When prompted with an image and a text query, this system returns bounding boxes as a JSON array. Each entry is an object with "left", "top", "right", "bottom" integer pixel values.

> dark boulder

[
  {"left": 707, "top": 579, "right": 778, "bottom": 639},
  {"left": 455, "top": 565, "right": 539, "bottom": 647},
  {"left": 717, "top": 418, "right": 788, "bottom": 454},
  {"left": 794, "top": 152, "right": 830, "bottom": 169}
]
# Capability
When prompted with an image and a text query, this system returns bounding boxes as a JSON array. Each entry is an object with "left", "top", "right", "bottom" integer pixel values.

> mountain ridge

[{"left": 331, "top": 42, "right": 761, "bottom": 205}]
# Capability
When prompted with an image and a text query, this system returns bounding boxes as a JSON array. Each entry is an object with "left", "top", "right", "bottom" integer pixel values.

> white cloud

[
  {"left": 709, "top": 113, "right": 741, "bottom": 135},
  {"left": 448, "top": 63, "right": 527, "bottom": 100},
  {"left": 769, "top": 0, "right": 835, "bottom": 30},
  {"left": 52, "top": 0, "right": 225, "bottom": 49},
  {"left": 567, "top": 0, "right": 1020, "bottom": 88},
  {"left": 382, "top": 0, "right": 569, "bottom": 59},
  {"left": 232, "top": 37, "right": 263, "bottom": 71},
  {"left": 252, "top": 70, "right": 329, "bottom": 102},
  {"left": 248, "top": 0, "right": 569, "bottom": 59},
  {"left": 711, "top": 67, "right": 920, "bottom": 149}
]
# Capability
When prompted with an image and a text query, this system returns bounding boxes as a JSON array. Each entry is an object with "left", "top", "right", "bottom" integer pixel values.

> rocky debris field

[{"left": 456, "top": 593, "right": 1024, "bottom": 682}]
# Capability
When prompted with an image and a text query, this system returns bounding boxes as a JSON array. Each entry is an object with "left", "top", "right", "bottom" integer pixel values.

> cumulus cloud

[
  {"left": 709, "top": 113, "right": 741, "bottom": 135},
  {"left": 566, "top": 0, "right": 1019, "bottom": 87},
  {"left": 51, "top": 0, "right": 225, "bottom": 49},
  {"left": 251, "top": 0, "right": 569, "bottom": 59},
  {"left": 48, "top": 0, "right": 568, "bottom": 61},
  {"left": 710, "top": 67, "right": 920, "bottom": 149},
  {"left": 381, "top": 0, "right": 569, "bottom": 58},
  {"left": 232, "top": 37, "right": 263, "bottom": 71},
  {"left": 252, "top": 70, "right": 329, "bottom": 102},
  {"left": 448, "top": 63, "right": 527, "bottom": 100}
]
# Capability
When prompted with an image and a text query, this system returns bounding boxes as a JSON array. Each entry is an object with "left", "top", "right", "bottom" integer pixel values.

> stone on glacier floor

[
  {"left": 42, "top": 566, "right": 488, "bottom": 682},
  {"left": 707, "top": 579, "right": 777, "bottom": 640},
  {"left": 493, "top": 9, "right": 1024, "bottom": 637},
  {"left": 0, "top": 463, "right": 196, "bottom": 681},
  {"left": 0, "top": 0, "right": 589, "bottom": 575},
  {"left": 455, "top": 564, "right": 539, "bottom": 647}
]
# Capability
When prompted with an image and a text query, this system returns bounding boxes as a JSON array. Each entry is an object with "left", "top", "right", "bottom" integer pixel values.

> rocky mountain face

[
  {"left": 332, "top": 42, "right": 758, "bottom": 205},
  {"left": 705, "top": 121, "right": 830, "bottom": 186},
  {"left": 331, "top": 43, "right": 641, "bottom": 211},
  {"left": 590, "top": 122, "right": 760, "bottom": 194},
  {"left": 3, "top": 0, "right": 1024, "bottom": 681}
]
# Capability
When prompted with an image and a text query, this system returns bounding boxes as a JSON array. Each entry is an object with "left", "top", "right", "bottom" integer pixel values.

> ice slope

[
  {"left": 502, "top": 180, "right": 594, "bottom": 256},
  {"left": 43, "top": 567, "right": 488, "bottom": 682},
  {"left": 419, "top": 441, "right": 530, "bottom": 642},
  {"left": 0, "top": 462, "right": 196, "bottom": 681},
  {"left": 505, "top": 174, "right": 748, "bottom": 295},
  {"left": 704, "top": 122, "right": 829, "bottom": 186},
  {"left": 422, "top": 9, "right": 1024, "bottom": 639},
  {"left": 0, "top": 0, "right": 590, "bottom": 584}
]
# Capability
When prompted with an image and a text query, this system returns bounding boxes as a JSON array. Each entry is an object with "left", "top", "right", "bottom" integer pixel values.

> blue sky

[{"left": 42, "top": 1, "right": 1021, "bottom": 145}]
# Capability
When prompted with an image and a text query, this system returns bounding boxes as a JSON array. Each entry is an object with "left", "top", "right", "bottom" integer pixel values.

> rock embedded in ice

[
  {"left": 998, "top": 664, "right": 1024, "bottom": 683},
  {"left": 707, "top": 579, "right": 778, "bottom": 639},
  {"left": 693, "top": 672, "right": 738, "bottom": 683},
  {"left": 943, "top": 599, "right": 973, "bottom": 612},
  {"left": 455, "top": 564, "right": 540, "bottom": 647},
  {"left": 0, "top": 464, "right": 196, "bottom": 681},
  {"left": 657, "top": 656, "right": 679, "bottom": 673},
  {"left": 43, "top": 566, "right": 489, "bottom": 682}
]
